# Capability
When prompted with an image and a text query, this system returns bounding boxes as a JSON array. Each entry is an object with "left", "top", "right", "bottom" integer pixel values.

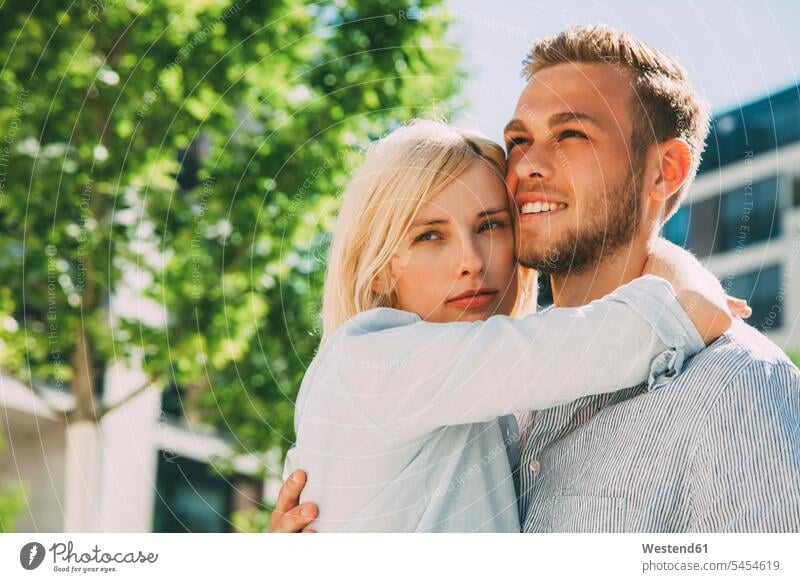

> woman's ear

[
  {"left": 371, "top": 275, "right": 385, "bottom": 295},
  {"left": 373, "top": 255, "right": 405, "bottom": 296},
  {"left": 649, "top": 138, "right": 692, "bottom": 203},
  {"left": 371, "top": 270, "right": 396, "bottom": 296}
]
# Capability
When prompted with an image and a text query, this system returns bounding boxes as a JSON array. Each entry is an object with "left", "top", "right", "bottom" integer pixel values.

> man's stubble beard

[{"left": 517, "top": 162, "right": 645, "bottom": 276}]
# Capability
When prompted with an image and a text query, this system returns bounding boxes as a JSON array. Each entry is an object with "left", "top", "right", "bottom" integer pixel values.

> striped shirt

[{"left": 513, "top": 319, "right": 800, "bottom": 532}]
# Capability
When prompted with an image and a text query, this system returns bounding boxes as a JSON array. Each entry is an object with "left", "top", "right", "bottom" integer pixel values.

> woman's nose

[{"left": 458, "top": 235, "right": 486, "bottom": 276}]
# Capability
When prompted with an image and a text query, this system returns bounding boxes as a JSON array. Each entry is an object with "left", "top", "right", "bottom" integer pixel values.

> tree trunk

[
  {"left": 63, "top": 327, "right": 102, "bottom": 532},
  {"left": 62, "top": 420, "right": 102, "bottom": 532},
  {"left": 69, "top": 327, "right": 97, "bottom": 423}
]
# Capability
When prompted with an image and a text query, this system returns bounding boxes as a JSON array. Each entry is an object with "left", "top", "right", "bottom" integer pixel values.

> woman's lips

[{"left": 448, "top": 291, "right": 497, "bottom": 310}]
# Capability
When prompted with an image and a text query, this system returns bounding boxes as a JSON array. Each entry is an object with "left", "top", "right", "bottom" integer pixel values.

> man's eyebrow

[
  {"left": 548, "top": 111, "right": 602, "bottom": 128},
  {"left": 503, "top": 112, "right": 602, "bottom": 136},
  {"left": 503, "top": 119, "right": 526, "bottom": 135}
]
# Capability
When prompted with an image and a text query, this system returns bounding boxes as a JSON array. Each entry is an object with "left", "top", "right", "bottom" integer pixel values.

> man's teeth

[{"left": 520, "top": 201, "right": 567, "bottom": 214}]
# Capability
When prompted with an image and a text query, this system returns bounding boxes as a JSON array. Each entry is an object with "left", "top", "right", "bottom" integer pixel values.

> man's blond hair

[{"left": 522, "top": 24, "right": 711, "bottom": 219}]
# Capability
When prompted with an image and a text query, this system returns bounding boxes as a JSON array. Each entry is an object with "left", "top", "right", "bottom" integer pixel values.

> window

[
  {"left": 717, "top": 176, "right": 781, "bottom": 252},
  {"left": 661, "top": 176, "right": 782, "bottom": 257},
  {"left": 681, "top": 196, "right": 720, "bottom": 257},
  {"left": 160, "top": 384, "right": 187, "bottom": 419},
  {"left": 153, "top": 454, "right": 233, "bottom": 533},
  {"left": 662, "top": 205, "right": 690, "bottom": 248},
  {"left": 698, "top": 87, "right": 800, "bottom": 175},
  {"left": 723, "top": 264, "right": 783, "bottom": 332}
]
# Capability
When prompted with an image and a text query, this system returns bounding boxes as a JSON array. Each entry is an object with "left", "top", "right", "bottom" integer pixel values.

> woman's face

[{"left": 386, "top": 160, "right": 519, "bottom": 323}]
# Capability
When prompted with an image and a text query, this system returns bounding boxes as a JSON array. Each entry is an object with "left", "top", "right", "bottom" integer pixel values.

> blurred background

[{"left": 0, "top": 0, "right": 798, "bottom": 533}]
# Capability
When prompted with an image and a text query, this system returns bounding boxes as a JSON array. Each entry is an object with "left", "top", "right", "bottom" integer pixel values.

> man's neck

[{"left": 550, "top": 239, "right": 650, "bottom": 307}]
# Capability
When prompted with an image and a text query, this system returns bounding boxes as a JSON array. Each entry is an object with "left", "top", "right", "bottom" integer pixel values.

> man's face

[{"left": 504, "top": 62, "right": 646, "bottom": 275}]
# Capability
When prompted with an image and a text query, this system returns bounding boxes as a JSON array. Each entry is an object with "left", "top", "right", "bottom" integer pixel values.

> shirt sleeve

[
  {"left": 334, "top": 274, "right": 706, "bottom": 439},
  {"left": 688, "top": 360, "right": 800, "bottom": 532}
]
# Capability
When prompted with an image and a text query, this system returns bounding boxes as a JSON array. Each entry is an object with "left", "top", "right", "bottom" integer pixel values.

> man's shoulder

[
  {"left": 694, "top": 319, "right": 796, "bottom": 370},
  {"left": 675, "top": 319, "right": 800, "bottom": 396}
]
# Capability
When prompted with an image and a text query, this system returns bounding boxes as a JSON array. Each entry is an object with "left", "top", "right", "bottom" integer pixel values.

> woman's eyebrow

[
  {"left": 410, "top": 217, "right": 449, "bottom": 228},
  {"left": 411, "top": 207, "right": 507, "bottom": 227},
  {"left": 478, "top": 207, "right": 510, "bottom": 218}
]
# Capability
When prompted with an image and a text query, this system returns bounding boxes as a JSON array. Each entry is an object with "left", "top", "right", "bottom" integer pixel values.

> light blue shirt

[{"left": 282, "top": 275, "right": 705, "bottom": 532}]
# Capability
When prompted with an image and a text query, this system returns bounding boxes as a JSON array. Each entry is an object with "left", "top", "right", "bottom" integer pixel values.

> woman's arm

[
  {"left": 644, "top": 238, "right": 734, "bottom": 344},
  {"left": 335, "top": 270, "right": 724, "bottom": 440}
]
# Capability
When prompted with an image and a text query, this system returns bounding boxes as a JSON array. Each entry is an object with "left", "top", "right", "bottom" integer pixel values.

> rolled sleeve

[{"left": 610, "top": 275, "right": 706, "bottom": 391}]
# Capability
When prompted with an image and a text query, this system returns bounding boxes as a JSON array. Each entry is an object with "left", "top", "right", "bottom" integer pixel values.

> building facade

[
  {"left": 1, "top": 364, "right": 278, "bottom": 533},
  {"left": 663, "top": 84, "right": 800, "bottom": 350}
]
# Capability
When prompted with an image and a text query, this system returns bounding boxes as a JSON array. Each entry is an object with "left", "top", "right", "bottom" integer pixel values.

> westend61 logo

[{"left": 19, "top": 540, "right": 158, "bottom": 574}]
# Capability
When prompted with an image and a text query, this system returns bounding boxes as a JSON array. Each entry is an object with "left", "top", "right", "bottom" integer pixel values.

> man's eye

[
  {"left": 414, "top": 231, "right": 442, "bottom": 243},
  {"left": 559, "top": 129, "right": 587, "bottom": 140},
  {"left": 479, "top": 220, "right": 505, "bottom": 233},
  {"left": 506, "top": 136, "right": 530, "bottom": 151}
]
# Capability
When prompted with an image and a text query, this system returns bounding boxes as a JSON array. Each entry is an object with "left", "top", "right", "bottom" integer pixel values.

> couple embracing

[{"left": 269, "top": 25, "right": 800, "bottom": 533}]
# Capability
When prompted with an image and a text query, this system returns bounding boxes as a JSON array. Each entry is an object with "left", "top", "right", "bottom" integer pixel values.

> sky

[{"left": 445, "top": 0, "right": 800, "bottom": 143}]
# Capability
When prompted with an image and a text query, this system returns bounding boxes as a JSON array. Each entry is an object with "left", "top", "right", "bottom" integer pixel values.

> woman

[{"left": 278, "top": 120, "right": 743, "bottom": 532}]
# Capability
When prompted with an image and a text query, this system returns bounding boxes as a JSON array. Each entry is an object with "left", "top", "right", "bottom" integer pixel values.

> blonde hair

[{"left": 321, "top": 120, "right": 537, "bottom": 340}]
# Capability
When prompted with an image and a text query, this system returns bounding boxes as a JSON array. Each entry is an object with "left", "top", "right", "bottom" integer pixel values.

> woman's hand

[
  {"left": 643, "top": 239, "right": 734, "bottom": 345},
  {"left": 727, "top": 295, "right": 752, "bottom": 319}
]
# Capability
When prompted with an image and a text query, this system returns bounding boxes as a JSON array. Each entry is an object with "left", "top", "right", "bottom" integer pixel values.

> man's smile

[
  {"left": 518, "top": 201, "right": 568, "bottom": 223},
  {"left": 516, "top": 193, "right": 569, "bottom": 224}
]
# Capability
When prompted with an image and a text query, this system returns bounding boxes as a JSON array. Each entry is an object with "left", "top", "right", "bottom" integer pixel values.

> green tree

[{"left": 0, "top": 0, "right": 462, "bottom": 529}]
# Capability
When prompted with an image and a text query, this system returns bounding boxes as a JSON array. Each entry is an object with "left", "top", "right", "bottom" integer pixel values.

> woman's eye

[
  {"left": 414, "top": 231, "right": 442, "bottom": 243},
  {"left": 479, "top": 220, "right": 505, "bottom": 233},
  {"left": 559, "top": 129, "right": 587, "bottom": 140}
]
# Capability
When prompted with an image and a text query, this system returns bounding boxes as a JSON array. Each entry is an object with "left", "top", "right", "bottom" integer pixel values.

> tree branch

[{"left": 95, "top": 372, "right": 161, "bottom": 421}]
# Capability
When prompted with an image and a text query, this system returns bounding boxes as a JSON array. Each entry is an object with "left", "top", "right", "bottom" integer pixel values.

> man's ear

[{"left": 648, "top": 137, "right": 692, "bottom": 203}]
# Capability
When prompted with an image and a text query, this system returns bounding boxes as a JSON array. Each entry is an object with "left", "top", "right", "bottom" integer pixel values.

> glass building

[{"left": 662, "top": 84, "right": 800, "bottom": 341}]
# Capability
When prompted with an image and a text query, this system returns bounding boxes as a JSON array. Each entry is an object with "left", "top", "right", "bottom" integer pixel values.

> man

[{"left": 271, "top": 25, "right": 800, "bottom": 532}]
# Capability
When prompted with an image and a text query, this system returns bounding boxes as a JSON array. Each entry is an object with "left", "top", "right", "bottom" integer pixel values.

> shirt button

[{"left": 528, "top": 459, "right": 541, "bottom": 473}]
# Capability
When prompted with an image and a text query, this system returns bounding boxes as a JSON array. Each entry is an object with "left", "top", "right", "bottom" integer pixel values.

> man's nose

[{"left": 512, "top": 145, "right": 554, "bottom": 184}]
